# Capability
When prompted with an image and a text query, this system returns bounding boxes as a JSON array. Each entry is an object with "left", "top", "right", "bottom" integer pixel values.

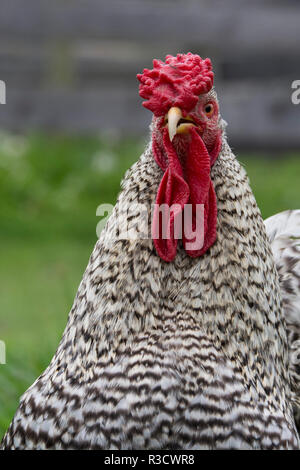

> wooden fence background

[{"left": 0, "top": 0, "right": 299, "bottom": 149}]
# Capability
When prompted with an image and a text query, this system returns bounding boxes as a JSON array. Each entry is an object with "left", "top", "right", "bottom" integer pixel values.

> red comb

[{"left": 137, "top": 53, "right": 214, "bottom": 117}]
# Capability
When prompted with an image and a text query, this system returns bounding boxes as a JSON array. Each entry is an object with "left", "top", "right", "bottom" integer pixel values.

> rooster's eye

[{"left": 204, "top": 103, "right": 214, "bottom": 117}]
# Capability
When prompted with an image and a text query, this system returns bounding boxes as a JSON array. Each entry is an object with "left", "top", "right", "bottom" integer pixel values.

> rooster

[{"left": 1, "top": 53, "right": 299, "bottom": 450}]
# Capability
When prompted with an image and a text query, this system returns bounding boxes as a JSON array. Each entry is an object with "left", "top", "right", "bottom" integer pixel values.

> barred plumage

[
  {"left": 1, "top": 88, "right": 299, "bottom": 450},
  {"left": 265, "top": 210, "right": 300, "bottom": 432}
]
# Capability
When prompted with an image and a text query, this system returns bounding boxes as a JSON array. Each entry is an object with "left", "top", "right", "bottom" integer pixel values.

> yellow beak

[{"left": 167, "top": 107, "right": 197, "bottom": 141}]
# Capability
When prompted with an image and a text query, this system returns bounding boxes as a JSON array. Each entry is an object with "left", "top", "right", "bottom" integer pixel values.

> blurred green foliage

[
  {"left": 0, "top": 131, "right": 299, "bottom": 440},
  {"left": 0, "top": 132, "right": 144, "bottom": 242}
]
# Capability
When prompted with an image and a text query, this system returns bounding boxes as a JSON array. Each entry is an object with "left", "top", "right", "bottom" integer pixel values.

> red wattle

[
  {"left": 152, "top": 127, "right": 221, "bottom": 262},
  {"left": 152, "top": 130, "right": 190, "bottom": 262}
]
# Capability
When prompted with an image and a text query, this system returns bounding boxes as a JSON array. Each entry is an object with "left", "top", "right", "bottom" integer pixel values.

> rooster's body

[{"left": 1, "top": 54, "right": 299, "bottom": 450}]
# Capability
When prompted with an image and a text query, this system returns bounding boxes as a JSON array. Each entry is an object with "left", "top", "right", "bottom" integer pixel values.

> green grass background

[{"left": 0, "top": 132, "right": 299, "bottom": 440}]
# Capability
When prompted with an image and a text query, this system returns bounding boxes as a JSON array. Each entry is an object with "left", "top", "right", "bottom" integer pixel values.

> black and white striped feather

[{"left": 265, "top": 210, "right": 300, "bottom": 431}]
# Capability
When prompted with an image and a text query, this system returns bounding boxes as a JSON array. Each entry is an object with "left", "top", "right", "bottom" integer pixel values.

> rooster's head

[{"left": 137, "top": 53, "right": 223, "bottom": 262}]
